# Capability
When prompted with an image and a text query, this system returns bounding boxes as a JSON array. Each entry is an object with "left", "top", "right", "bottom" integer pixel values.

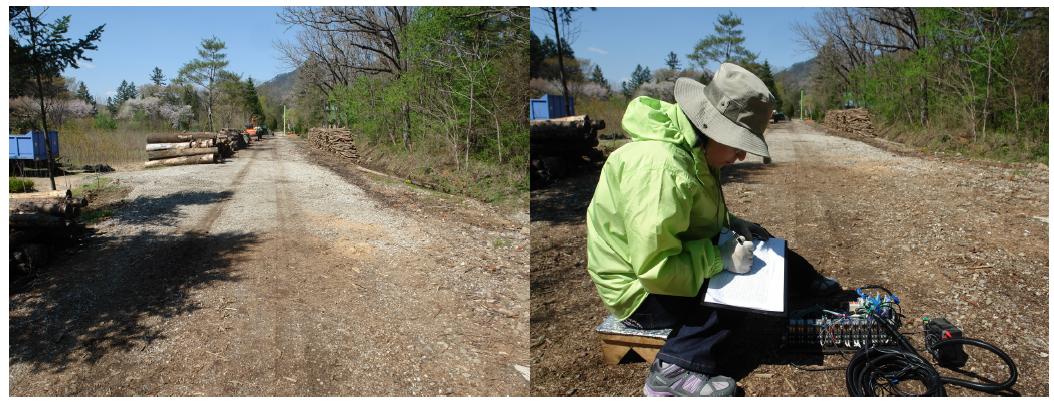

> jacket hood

[{"left": 621, "top": 96, "right": 700, "bottom": 149}]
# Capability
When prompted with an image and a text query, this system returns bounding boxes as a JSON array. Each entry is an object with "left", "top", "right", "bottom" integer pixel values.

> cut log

[
  {"left": 144, "top": 153, "right": 216, "bottom": 168},
  {"left": 146, "top": 142, "right": 193, "bottom": 151},
  {"left": 146, "top": 132, "right": 218, "bottom": 144},
  {"left": 10, "top": 200, "right": 79, "bottom": 218},
  {"left": 147, "top": 147, "right": 220, "bottom": 160},
  {"left": 9, "top": 189, "right": 72, "bottom": 200},
  {"left": 10, "top": 212, "right": 68, "bottom": 229},
  {"left": 530, "top": 115, "right": 604, "bottom": 143}
]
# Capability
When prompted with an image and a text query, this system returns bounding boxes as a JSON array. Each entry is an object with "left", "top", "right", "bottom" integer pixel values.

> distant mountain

[
  {"left": 774, "top": 58, "right": 815, "bottom": 91},
  {"left": 258, "top": 68, "right": 298, "bottom": 105}
]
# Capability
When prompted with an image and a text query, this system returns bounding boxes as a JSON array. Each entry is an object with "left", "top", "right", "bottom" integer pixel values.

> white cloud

[
  {"left": 587, "top": 47, "right": 609, "bottom": 55},
  {"left": 79, "top": 61, "right": 96, "bottom": 69}
]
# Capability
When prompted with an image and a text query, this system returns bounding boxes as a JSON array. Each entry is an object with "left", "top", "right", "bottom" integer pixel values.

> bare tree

[{"left": 278, "top": 6, "right": 415, "bottom": 148}]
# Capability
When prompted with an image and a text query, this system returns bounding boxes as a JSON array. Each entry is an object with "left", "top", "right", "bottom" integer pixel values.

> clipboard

[{"left": 701, "top": 232, "right": 788, "bottom": 316}]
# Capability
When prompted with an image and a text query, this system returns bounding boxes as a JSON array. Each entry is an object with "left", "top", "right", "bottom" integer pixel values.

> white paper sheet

[{"left": 702, "top": 231, "right": 787, "bottom": 315}]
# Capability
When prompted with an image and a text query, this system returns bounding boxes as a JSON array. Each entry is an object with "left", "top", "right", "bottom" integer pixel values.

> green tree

[
  {"left": 177, "top": 36, "right": 230, "bottom": 131},
  {"left": 150, "top": 66, "right": 165, "bottom": 86},
  {"left": 75, "top": 81, "right": 95, "bottom": 107},
  {"left": 688, "top": 11, "right": 757, "bottom": 70},
  {"left": 589, "top": 64, "right": 610, "bottom": 90},
  {"left": 9, "top": 6, "right": 104, "bottom": 190},
  {"left": 665, "top": 51, "right": 681, "bottom": 71},
  {"left": 755, "top": 60, "right": 781, "bottom": 110},
  {"left": 621, "top": 64, "right": 652, "bottom": 97},
  {"left": 117, "top": 79, "right": 138, "bottom": 101},
  {"left": 530, "top": 31, "right": 544, "bottom": 78},
  {"left": 243, "top": 77, "right": 264, "bottom": 124}
]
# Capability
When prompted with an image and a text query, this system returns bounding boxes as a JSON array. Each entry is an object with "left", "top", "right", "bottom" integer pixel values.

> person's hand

[
  {"left": 720, "top": 236, "right": 755, "bottom": 274},
  {"left": 730, "top": 216, "right": 773, "bottom": 241}
]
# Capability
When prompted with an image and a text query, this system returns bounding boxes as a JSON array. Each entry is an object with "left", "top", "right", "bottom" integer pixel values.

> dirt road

[
  {"left": 9, "top": 135, "right": 530, "bottom": 396},
  {"left": 530, "top": 120, "right": 1048, "bottom": 396}
]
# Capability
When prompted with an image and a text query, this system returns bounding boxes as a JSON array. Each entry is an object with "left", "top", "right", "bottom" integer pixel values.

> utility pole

[
  {"left": 283, "top": 104, "right": 287, "bottom": 134},
  {"left": 800, "top": 89, "right": 804, "bottom": 121}
]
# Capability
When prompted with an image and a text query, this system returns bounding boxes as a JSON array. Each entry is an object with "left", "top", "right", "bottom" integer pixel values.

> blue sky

[
  {"left": 19, "top": 6, "right": 301, "bottom": 102},
  {"left": 530, "top": 7, "right": 823, "bottom": 86}
]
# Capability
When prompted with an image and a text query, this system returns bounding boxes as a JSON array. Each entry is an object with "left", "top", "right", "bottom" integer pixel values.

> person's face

[{"left": 705, "top": 139, "right": 747, "bottom": 168}]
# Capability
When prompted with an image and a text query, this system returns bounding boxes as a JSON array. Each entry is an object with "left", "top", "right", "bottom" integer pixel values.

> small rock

[{"left": 513, "top": 364, "right": 530, "bottom": 381}]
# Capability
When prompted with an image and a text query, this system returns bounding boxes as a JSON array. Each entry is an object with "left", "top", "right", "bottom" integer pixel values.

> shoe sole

[{"left": 643, "top": 383, "right": 674, "bottom": 397}]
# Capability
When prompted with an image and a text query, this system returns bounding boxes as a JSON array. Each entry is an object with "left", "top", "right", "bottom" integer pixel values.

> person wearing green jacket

[{"left": 586, "top": 63, "right": 840, "bottom": 397}]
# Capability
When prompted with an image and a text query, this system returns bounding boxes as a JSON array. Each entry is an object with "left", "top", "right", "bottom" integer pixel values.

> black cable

[{"left": 845, "top": 312, "right": 1018, "bottom": 397}]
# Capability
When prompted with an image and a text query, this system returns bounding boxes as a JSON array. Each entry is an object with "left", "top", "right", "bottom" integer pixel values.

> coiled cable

[{"left": 844, "top": 312, "right": 1018, "bottom": 396}]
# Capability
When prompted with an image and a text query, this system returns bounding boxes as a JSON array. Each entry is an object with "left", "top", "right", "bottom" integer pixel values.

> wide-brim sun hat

[{"left": 674, "top": 63, "right": 775, "bottom": 158}]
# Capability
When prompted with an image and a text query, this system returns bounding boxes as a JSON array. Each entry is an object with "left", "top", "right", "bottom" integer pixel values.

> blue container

[
  {"left": 530, "top": 94, "right": 575, "bottom": 120},
  {"left": 9, "top": 130, "right": 59, "bottom": 160}
]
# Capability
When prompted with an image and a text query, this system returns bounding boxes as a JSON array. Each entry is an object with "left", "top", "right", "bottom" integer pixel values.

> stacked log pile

[
  {"left": 144, "top": 132, "right": 224, "bottom": 168},
  {"left": 9, "top": 189, "right": 89, "bottom": 274},
  {"left": 530, "top": 115, "right": 606, "bottom": 187},
  {"left": 219, "top": 128, "right": 248, "bottom": 155},
  {"left": 823, "top": 108, "right": 876, "bottom": 137},
  {"left": 307, "top": 128, "right": 359, "bottom": 160}
]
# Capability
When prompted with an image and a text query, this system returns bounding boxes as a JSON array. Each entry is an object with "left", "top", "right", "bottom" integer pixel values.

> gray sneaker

[{"left": 643, "top": 360, "right": 736, "bottom": 397}]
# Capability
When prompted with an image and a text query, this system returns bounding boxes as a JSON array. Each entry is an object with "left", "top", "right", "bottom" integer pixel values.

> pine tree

[
  {"left": 688, "top": 11, "right": 758, "bottom": 70},
  {"left": 75, "top": 81, "right": 95, "bottom": 106},
  {"left": 621, "top": 64, "right": 652, "bottom": 97},
  {"left": 9, "top": 6, "right": 104, "bottom": 190},
  {"left": 755, "top": 60, "right": 781, "bottom": 110},
  {"left": 177, "top": 36, "right": 230, "bottom": 131},
  {"left": 243, "top": 77, "right": 264, "bottom": 124},
  {"left": 665, "top": 51, "right": 681, "bottom": 71},
  {"left": 589, "top": 65, "right": 610, "bottom": 90},
  {"left": 150, "top": 66, "right": 165, "bottom": 86}
]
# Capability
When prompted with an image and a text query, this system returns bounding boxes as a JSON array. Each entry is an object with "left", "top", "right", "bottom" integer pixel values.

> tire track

[{"left": 190, "top": 151, "right": 256, "bottom": 234}]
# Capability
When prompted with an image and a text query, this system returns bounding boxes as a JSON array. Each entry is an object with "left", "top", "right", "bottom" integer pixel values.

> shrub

[{"left": 9, "top": 177, "right": 35, "bottom": 193}]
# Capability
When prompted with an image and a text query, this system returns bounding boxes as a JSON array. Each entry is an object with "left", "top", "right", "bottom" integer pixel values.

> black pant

[{"left": 623, "top": 248, "right": 824, "bottom": 374}]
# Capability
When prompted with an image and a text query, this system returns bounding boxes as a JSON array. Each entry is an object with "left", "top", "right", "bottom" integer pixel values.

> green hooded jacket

[{"left": 586, "top": 96, "right": 729, "bottom": 321}]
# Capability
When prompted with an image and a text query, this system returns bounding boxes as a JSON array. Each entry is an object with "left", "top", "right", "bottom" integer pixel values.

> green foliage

[
  {"left": 811, "top": 7, "right": 1048, "bottom": 163},
  {"left": 621, "top": 64, "right": 651, "bottom": 97},
  {"left": 8, "top": 7, "right": 105, "bottom": 98},
  {"left": 9, "top": 177, "right": 35, "bottom": 193},
  {"left": 177, "top": 36, "right": 231, "bottom": 131},
  {"left": 589, "top": 65, "right": 610, "bottom": 90},
  {"left": 149, "top": 66, "right": 165, "bottom": 86},
  {"left": 92, "top": 113, "right": 117, "bottom": 130},
  {"left": 688, "top": 11, "right": 757, "bottom": 70},
  {"left": 751, "top": 60, "right": 781, "bottom": 110},
  {"left": 665, "top": 51, "right": 681, "bottom": 71},
  {"left": 74, "top": 81, "right": 95, "bottom": 108}
]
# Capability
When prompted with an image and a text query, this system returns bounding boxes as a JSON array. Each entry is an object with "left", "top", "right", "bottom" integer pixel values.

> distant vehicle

[{"left": 771, "top": 111, "right": 787, "bottom": 123}]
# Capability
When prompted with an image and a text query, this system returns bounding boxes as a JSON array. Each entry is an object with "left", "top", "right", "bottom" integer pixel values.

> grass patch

[
  {"left": 80, "top": 208, "right": 115, "bottom": 224},
  {"left": 354, "top": 140, "right": 528, "bottom": 209},
  {"left": 55, "top": 117, "right": 180, "bottom": 168},
  {"left": 72, "top": 176, "right": 118, "bottom": 199},
  {"left": 72, "top": 175, "right": 129, "bottom": 225},
  {"left": 9, "top": 177, "right": 35, "bottom": 193},
  {"left": 875, "top": 119, "right": 1048, "bottom": 165},
  {"left": 578, "top": 96, "right": 630, "bottom": 139}
]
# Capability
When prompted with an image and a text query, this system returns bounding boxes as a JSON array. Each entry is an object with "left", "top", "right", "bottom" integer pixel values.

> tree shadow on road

[
  {"left": 8, "top": 228, "right": 256, "bottom": 373},
  {"left": 111, "top": 190, "right": 235, "bottom": 226},
  {"left": 720, "top": 161, "right": 776, "bottom": 185}
]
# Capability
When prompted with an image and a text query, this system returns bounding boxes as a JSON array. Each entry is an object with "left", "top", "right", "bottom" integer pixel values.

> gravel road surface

[{"left": 10, "top": 135, "right": 529, "bottom": 396}]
